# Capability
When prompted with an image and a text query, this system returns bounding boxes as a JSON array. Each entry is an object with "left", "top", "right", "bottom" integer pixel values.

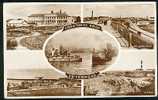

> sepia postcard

[
  {"left": 4, "top": 3, "right": 81, "bottom": 50},
  {"left": 3, "top": 2, "right": 157, "bottom": 99},
  {"left": 83, "top": 3, "right": 156, "bottom": 49}
]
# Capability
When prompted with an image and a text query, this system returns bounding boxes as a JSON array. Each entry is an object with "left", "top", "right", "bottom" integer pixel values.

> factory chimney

[
  {"left": 60, "top": 9, "right": 62, "bottom": 14},
  {"left": 51, "top": 10, "right": 54, "bottom": 14},
  {"left": 91, "top": 10, "right": 93, "bottom": 18}
]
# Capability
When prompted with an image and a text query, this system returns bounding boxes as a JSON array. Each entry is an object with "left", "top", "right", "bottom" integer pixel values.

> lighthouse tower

[
  {"left": 136, "top": 60, "right": 144, "bottom": 71},
  {"left": 141, "top": 60, "right": 143, "bottom": 70}
]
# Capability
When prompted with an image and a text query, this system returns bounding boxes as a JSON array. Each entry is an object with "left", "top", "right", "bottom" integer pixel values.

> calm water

[
  {"left": 50, "top": 53, "right": 107, "bottom": 75},
  {"left": 7, "top": 69, "right": 65, "bottom": 79}
]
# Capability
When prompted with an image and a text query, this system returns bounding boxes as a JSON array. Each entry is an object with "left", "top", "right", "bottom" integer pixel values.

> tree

[
  {"left": 7, "top": 38, "right": 18, "bottom": 49},
  {"left": 104, "top": 43, "right": 115, "bottom": 61},
  {"left": 7, "top": 83, "right": 10, "bottom": 91}
]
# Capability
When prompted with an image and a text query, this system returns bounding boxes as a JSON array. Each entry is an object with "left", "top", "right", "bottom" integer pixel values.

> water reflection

[{"left": 49, "top": 53, "right": 110, "bottom": 74}]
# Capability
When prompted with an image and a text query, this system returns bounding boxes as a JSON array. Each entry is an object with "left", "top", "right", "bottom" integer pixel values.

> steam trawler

[{"left": 48, "top": 46, "right": 82, "bottom": 62}]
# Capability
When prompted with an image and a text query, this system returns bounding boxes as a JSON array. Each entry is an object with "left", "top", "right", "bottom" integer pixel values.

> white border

[
  {"left": 3, "top": 2, "right": 157, "bottom": 99},
  {"left": 42, "top": 29, "right": 66, "bottom": 75},
  {"left": 42, "top": 26, "right": 121, "bottom": 75},
  {"left": 100, "top": 30, "right": 121, "bottom": 73}
]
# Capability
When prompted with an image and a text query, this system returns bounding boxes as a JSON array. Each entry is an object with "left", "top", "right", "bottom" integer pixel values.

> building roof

[
  {"left": 28, "top": 10, "right": 68, "bottom": 17},
  {"left": 7, "top": 19, "right": 28, "bottom": 24},
  {"left": 28, "top": 14, "right": 44, "bottom": 17},
  {"left": 55, "top": 12, "right": 68, "bottom": 16}
]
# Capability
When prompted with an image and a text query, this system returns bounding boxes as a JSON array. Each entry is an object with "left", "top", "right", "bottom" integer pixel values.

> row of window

[
  {"left": 29, "top": 18, "right": 68, "bottom": 22},
  {"left": 29, "top": 16, "right": 68, "bottom": 20},
  {"left": 45, "top": 16, "right": 68, "bottom": 19},
  {"left": 44, "top": 20, "right": 67, "bottom": 23}
]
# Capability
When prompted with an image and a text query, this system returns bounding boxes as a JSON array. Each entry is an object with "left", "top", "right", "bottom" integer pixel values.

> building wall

[
  {"left": 28, "top": 13, "right": 75, "bottom": 26},
  {"left": 28, "top": 16, "right": 44, "bottom": 25}
]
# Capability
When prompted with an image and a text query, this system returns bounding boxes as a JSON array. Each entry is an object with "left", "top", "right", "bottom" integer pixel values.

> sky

[
  {"left": 4, "top": 3, "right": 155, "bottom": 20},
  {"left": 83, "top": 4, "right": 155, "bottom": 17},
  {"left": 46, "top": 27, "right": 119, "bottom": 51},
  {"left": 4, "top": 3, "right": 81, "bottom": 20},
  {"left": 106, "top": 50, "right": 156, "bottom": 71},
  {"left": 5, "top": 51, "right": 66, "bottom": 79}
]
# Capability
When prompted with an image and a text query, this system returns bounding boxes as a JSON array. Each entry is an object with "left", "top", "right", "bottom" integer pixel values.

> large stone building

[{"left": 28, "top": 10, "right": 79, "bottom": 26}]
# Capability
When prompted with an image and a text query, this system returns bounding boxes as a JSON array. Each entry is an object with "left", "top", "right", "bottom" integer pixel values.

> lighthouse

[
  {"left": 136, "top": 60, "right": 143, "bottom": 71},
  {"left": 141, "top": 60, "right": 143, "bottom": 70}
]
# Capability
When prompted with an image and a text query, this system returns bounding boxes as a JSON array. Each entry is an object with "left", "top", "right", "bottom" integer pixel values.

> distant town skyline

[
  {"left": 4, "top": 3, "right": 81, "bottom": 20},
  {"left": 83, "top": 4, "right": 155, "bottom": 17}
]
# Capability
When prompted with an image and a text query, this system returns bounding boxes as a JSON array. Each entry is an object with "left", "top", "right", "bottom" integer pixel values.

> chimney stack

[
  {"left": 51, "top": 10, "right": 54, "bottom": 14},
  {"left": 91, "top": 10, "right": 93, "bottom": 18},
  {"left": 60, "top": 9, "right": 62, "bottom": 14}
]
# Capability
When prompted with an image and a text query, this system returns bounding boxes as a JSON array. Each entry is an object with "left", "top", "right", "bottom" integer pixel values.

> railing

[{"left": 111, "top": 20, "right": 154, "bottom": 48}]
